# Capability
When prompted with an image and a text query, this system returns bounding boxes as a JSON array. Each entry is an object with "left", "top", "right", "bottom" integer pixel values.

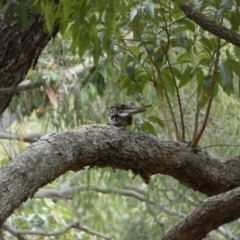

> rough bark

[
  {"left": 1, "top": 125, "right": 240, "bottom": 231},
  {"left": 180, "top": 1, "right": 240, "bottom": 48},
  {"left": 161, "top": 186, "right": 240, "bottom": 240},
  {"left": 0, "top": 1, "right": 59, "bottom": 115}
]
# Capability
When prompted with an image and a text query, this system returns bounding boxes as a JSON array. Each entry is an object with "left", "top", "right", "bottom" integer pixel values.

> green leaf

[
  {"left": 95, "top": 72, "right": 106, "bottom": 96},
  {"left": 147, "top": 116, "right": 165, "bottom": 128},
  {"left": 120, "top": 77, "right": 132, "bottom": 91},
  {"left": 92, "top": 35, "right": 101, "bottom": 66},
  {"left": 142, "top": 122, "right": 157, "bottom": 135},
  {"left": 178, "top": 67, "right": 192, "bottom": 88},
  {"left": 171, "top": 33, "right": 193, "bottom": 50},
  {"left": 135, "top": 69, "right": 149, "bottom": 81},
  {"left": 154, "top": 51, "right": 164, "bottom": 65},
  {"left": 59, "top": 19, "right": 69, "bottom": 36},
  {"left": 198, "top": 58, "right": 210, "bottom": 67},
  {"left": 78, "top": 31, "right": 91, "bottom": 57},
  {"left": 199, "top": 90, "right": 209, "bottom": 109},
  {"left": 104, "top": 2, "right": 117, "bottom": 35},
  {"left": 199, "top": 76, "right": 219, "bottom": 108},
  {"left": 31, "top": 1, "right": 42, "bottom": 14},
  {"left": 234, "top": 46, "right": 240, "bottom": 60},
  {"left": 236, "top": 0, "right": 240, "bottom": 7},
  {"left": 104, "top": 38, "right": 114, "bottom": 55},
  {"left": 126, "top": 62, "right": 135, "bottom": 80},
  {"left": 196, "top": 70, "right": 204, "bottom": 87},
  {"left": 50, "top": 72, "right": 58, "bottom": 82},
  {"left": 171, "top": 67, "right": 183, "bottom": 81},
  {"left": 44, "top": 4, "right": 55, "bottom": 33},
  {"left": 89, "top": 13, "right": 97, "bottom": 26},
  {"left": 179, "top": 19, "right": 195, "bottom": 32},
  {"left": 130, "top": 8, "right": 138, "bottom": 22},
  {"left": 176, "top": 53, "right": 192, "bottom": 64},
  {"left": 62, "top": 0, "right": 71, "bottom": 20},
  {"left": 88, "top": 83, "right": 96, "bottom": 96},
  {"left": 126, "top": 83, "right": 143, "bottom": 95},
  {"left": 131, "top": 15, "right": 144, "bottom": 37},
  {"left": 18, "top": 3, "right": 29, "bottom": 29},
  {"left": 199, "top": 37, "right": 214, "bottom": 57},
  {"left": 143, "top": 1, "right": 154, "bottom": 18},
  {"left": 163, "top": 72, "right": 175, "bottom": 96},
  {"left": 33, "top": 92, "right": 43, "bottom": 108},
  {"left": 225, "top": 59, "right": 240, "bottom": 77},
  {"left": 220, "top": 61, "right": 232, "bottom": 90},
  {"left": 97, "top": 31, "right": 105, "bottom": 43},
  {"left": 217, "top": 0, "right": 234, "bottom": 15},
  {"left": 128, "top": 46, "right": 140, "bottom": 56},
  {"left": 238, "top": 77, "right": 240, "bottom": 97},
  {"left": 202, "top": 78, "right": 212, "bottom": 88}
]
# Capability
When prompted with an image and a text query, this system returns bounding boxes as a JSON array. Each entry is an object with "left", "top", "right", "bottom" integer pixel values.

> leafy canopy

[{"left": 9, "top": 0, "right": 240, "bottom": 142}]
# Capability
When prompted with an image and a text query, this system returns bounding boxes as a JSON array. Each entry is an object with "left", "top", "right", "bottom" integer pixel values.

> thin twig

[
  {"left": 161, "top": 3, "right": 184, "bottom": 140},
  {"left": 165, "top": 53, "right": 185, "bottom": 139},
  {"left": 192, "top": 90, "right": 202, "bottom": 139},
  {"left": 0, "top": 81, "right": 45, "bottom": 94},
  {"left": 135, "top": 34, "right": 178, "bottom": 139},
  {"left": 2, "top": 223, "right": 112, "bottom": 240},
  {"left": 0, "top": 131, "right": 43, "bottom": 143},
  {"left": 190, "top": 37, "right": 221, "bottom": 147},
  {"left": 152, "top": 81, "right": 174, "bottom": 140},
  {"left": 157, "top": 3, "right": 180, "bottom": 139},
  {"left": 200, "top": 144, "right": 240, "bottom": 150}
]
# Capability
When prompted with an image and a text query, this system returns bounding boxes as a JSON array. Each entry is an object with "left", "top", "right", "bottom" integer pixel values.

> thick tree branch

[
  {"left": 161, "top": 186, "right": 240, "bottom": 240},
  {"left": 0, "top": 1, "right": 59, "bottom": 115},
  {"left": 1, "top": 124, "right": 240, "bottom": 227},
  {"left": 180, "top": 1, "right": 240, "bottom": 47}
]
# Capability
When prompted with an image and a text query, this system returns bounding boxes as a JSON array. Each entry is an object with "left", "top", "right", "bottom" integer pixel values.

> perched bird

[{"left": 108, "top": 102, "right": 152, "bottom": 129}]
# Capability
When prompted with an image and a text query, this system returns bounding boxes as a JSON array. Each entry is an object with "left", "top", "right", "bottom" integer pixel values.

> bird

[{"left": 108, "top": 102, "right": 152, "bottom": 129}]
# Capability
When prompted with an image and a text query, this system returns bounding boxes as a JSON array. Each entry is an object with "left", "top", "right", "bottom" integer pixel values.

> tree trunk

[{"left": 0, "top": 1, "right": 59, "bottom": 115}]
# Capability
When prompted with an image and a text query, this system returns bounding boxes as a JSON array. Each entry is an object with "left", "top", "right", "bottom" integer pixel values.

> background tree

[{"left": 1, "top": 0, "right": 240, "bottom": 239}]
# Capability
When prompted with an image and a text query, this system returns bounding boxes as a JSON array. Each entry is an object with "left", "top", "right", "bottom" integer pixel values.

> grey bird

[{"left": 108, "top": 102, "right": 152, "bottom": 129}]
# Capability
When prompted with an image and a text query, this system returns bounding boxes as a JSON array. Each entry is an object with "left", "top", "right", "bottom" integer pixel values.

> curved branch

[
  {"left": 180, "top": 1, "right": 240, "bottom": 47},
  {"left": 2, "top": 222, "right": 111, "bottom": 240},
  {"left": 161, "top": 186, "right": 240, "bottom": 240},
  {"left": 1, "top": 125, "right": 240, "bottom": 225}
]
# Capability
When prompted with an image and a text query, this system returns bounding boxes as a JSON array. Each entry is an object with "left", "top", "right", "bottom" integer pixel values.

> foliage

[
  {"left": 8, "top": 0, "right": 240, "bottom": 140},
  {"left": 2, "top": 0, "right": 240, "bottom": 239}
]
